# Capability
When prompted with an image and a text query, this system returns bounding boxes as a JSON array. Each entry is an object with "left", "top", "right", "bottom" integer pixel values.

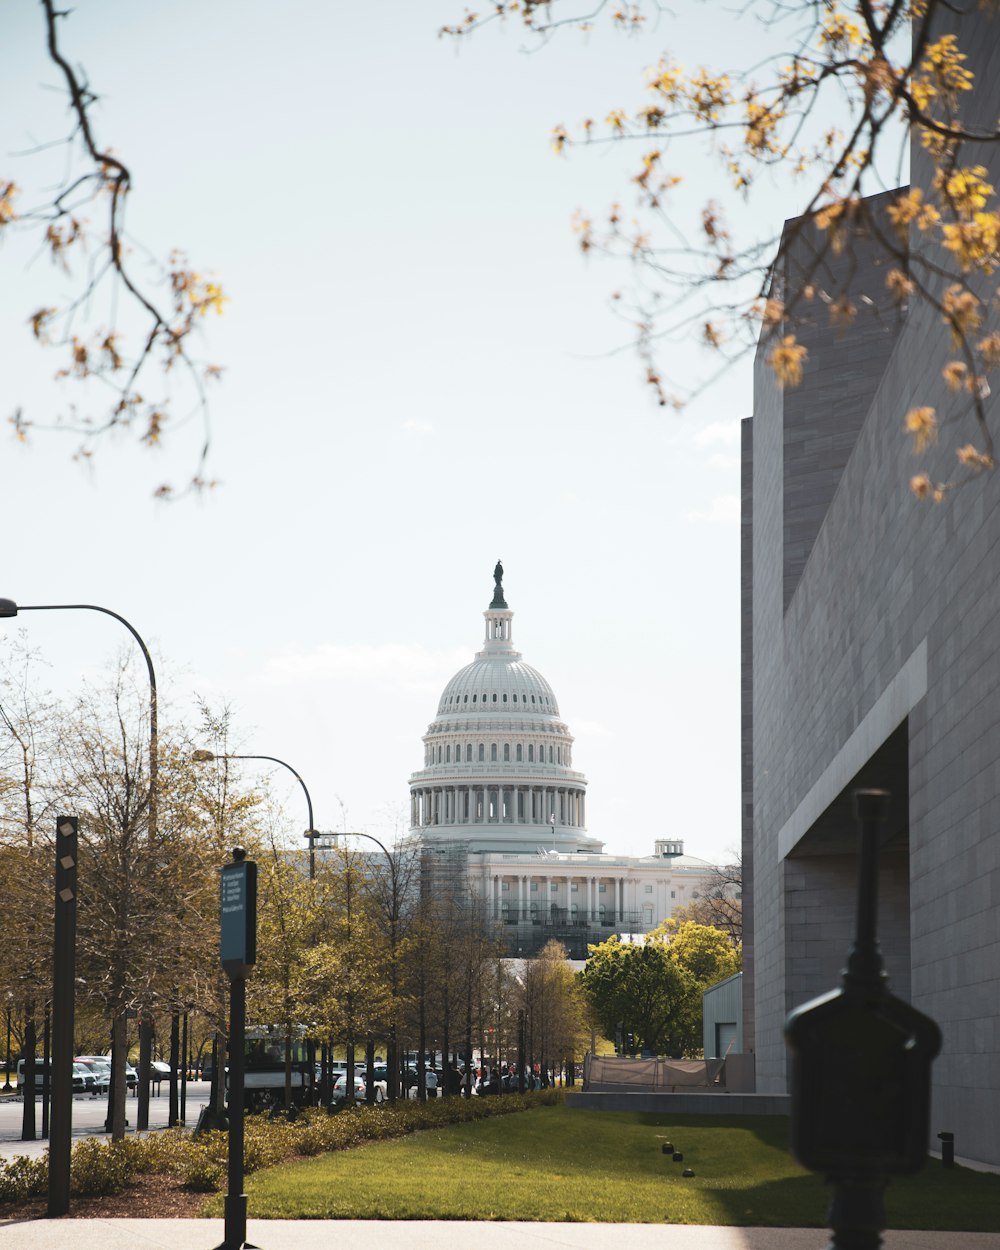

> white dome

[
  {"left": 437, "top": 659, "right": 558, "bottom": 717},
  {"left": 408, "top": 565, "right": 601, "bottom": 855}
]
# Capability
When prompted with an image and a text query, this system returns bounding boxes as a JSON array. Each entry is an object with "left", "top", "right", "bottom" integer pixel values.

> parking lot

[{"left": 0, "top": 1081, "right": 212, "bottom": 1159}]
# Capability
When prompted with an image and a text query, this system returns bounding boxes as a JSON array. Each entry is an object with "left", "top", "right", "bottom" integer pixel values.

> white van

[{"left": 16, "top": 1059, "right": 88, "bottom": 1093}]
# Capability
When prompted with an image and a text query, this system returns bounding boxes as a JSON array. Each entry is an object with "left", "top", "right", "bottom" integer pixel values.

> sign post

[
  {"left": 216, "top": 847, "right": 258, "bottom": 1250},
  {"left": 48, "top": 816, "right": 78, "bottom": 1218}
]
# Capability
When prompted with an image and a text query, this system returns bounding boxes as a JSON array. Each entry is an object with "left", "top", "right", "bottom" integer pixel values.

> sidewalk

[{"left": 0, "top": 1221, "right": 996, "bottom": 1250}]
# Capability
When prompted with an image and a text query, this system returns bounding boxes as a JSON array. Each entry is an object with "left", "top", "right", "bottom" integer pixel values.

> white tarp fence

[{"left": 583, "top": 1054, "right": 727, "bottom": 1090}]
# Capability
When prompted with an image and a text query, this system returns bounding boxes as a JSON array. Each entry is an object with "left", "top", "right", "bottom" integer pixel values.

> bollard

[{"left": 938, "top": 1132, "right": 954, "bottom": 1168}]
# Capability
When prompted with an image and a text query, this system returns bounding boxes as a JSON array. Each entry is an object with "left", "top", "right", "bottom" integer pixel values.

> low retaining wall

[{"left": 566, "top": 1090, "right": 791, "bottom": 1115}]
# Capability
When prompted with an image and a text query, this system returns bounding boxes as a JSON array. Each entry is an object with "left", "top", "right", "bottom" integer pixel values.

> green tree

[
  {"left": 581, "top": 935, "right": 699, "bottom": 1057},
  {"left": 520, "top": 939, "right": 589, "bottom": 1078},
  {"left": 651, "top": 919, "right": 743, "bottom": 987}
]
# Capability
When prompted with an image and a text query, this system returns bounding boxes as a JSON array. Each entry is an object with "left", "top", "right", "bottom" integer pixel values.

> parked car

[
  {"left": 16, "top": 1059, "right": 89, "bottom": 1093},
  {"left": 75, "top": 1058, "right": 111, "bottom": 1093},
  {"left": 150, "top": 1060, "right": 172, "bottom": 1078},
  {"left": 77, "top": 1055, "right": 138, "bottom": 1093},
  {"left": 73, "top": 1062, "right": 100, "bottom": 1094},
  {"left": 332, "top": 1073, "right": 385, "bottom": 1104}
]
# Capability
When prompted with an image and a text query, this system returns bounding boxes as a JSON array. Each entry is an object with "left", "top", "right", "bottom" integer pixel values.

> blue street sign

[{"left": 220, "top": 859, "right": 257, "bottom": 970}]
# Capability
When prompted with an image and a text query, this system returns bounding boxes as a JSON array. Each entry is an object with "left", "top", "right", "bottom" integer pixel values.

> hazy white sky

[{"left": 1, "top": 1, "right": 835, "bottom": 865}]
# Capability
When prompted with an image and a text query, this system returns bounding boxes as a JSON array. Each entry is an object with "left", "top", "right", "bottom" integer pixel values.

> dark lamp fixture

[{"left": 0, "top": 600, "right": 18, "bottom": 618}]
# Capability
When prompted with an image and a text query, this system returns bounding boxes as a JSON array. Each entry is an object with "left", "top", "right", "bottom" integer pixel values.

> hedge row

[{"left": 0, "top": 1089, "right": 560, "bottom": 1204}]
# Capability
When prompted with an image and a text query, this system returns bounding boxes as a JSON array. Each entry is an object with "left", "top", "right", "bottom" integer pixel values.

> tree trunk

[
  {"left": 168, "top": 1009, "right": 180, "bottom": 1127},
  {"left": 346, "top": 1040, "right": 355, "bottom": 1107},
  {"left": 283, "top": 1027, "right": 293, "bottom": 1111},
  {"left": 387, "top": 1028, "right": 399, "bottom": 1103},
  {"left": 417, "top": 998, "right": 427, "bottom": 1102},
  {"left": 214, "top": 1031, "right": 227, "bottom": 1119},
  {"left": 109, "top": 1010, "right": 128, "bottom": 1140},
  {"left": 464, "top": 984, "right": 473, "bottom": 1098},
  {"left": 441, "top": 986, "right": 450, "bottom": 1100},
  {"left": 136, "top": 1015, "right": 152, "bottom": 1131},
  {"left": 365, "top": 1035, "right": 376, "bottom": 1105},
  {"left": 20, "top": 1011, "right": 36, "bottom": 1142}
]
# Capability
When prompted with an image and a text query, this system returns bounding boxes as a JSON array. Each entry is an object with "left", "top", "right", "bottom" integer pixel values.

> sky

[{"left": 0, "top": 1, "right": 842, "bottom": 865}]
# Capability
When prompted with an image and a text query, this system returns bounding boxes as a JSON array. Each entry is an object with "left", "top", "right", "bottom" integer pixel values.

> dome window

[
  {"left": 531, "top": 695, "right": 536, "bottom": 704},
  {"left": 437, "top": 746, "right": 442, "bottom": 763},
  {"left": 503, "top": 743, "right": 510, "bottom": 762},
  {"left": 478, "top": 743, "right": 485, "bottom": 762},
  {"left": 491, "top": 743, "right": 498, "bottom": 762},
  {"left": 549, "top": 746, "right": 554, "bottom": 763},
  {"left": 516, "top": 744, "right": 522, "bottom": 762},
  {"left": 513, "top": 694, "right": 518, "bottom": 702},
  {"left": 528, "top": 745, "right": 534, "bottom": 763},
  {"left": 492, "top": 693, "right": 497, "bottom": 703},
  {"left": 466, "top": 743, "right": 472, "bottom": 762},
  {"left": 446, "top": 745, "right": 451, "bottom": 763}
]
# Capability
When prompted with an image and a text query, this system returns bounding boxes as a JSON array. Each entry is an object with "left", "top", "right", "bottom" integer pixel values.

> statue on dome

[{"left": 490, "top": 560, "right": 507, "bottom": 610}]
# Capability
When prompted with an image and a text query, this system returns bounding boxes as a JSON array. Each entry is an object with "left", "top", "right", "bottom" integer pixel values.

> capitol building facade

[{"left": 408, "top": 566, "right": 722, "bottom": 958}]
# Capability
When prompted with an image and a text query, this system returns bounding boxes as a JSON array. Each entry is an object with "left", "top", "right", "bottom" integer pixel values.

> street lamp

[
  {"left": 0, "top": 601, "right": 158, "bottom": 832},
  {"left": 0, "top": 598, "right": 159, "bottom": 1135},
  {"left": 192, "top": 751, "right": 318, "bottom": 879}
]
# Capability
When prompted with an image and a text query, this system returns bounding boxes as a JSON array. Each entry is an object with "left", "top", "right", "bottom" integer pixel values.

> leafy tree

[
  {"left": 520, "top": 939, "right": 589, "bottom": 1078},
  {"left": 581, "top": 935, "right": 699, "bottom": 1056},
  {"left": 651, "top": 918, "right": 743, "bottom": 987},
  {"left": 447, "top": 2, "right": 1000, "bottom": 496}
]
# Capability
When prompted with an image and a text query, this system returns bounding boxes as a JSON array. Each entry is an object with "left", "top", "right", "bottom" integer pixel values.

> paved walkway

[{"left": 0, "top": 1221, "right": 996, "bottom": 1249}]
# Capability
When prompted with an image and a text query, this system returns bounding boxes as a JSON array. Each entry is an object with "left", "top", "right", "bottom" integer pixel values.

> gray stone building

[{"left": 744, "top": 14, "right": 1000, "bottom": 1170}]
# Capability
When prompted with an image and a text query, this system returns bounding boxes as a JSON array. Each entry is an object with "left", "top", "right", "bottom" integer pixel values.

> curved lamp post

[
  {"left": 0, "top": 597, "right": 159, "bottom": 1137},
  {"left": 0, "top": 600, "right": 158, "bottom": 833},
  {"left": 192, "top": 750, "right": 318, "bottom": 879}
]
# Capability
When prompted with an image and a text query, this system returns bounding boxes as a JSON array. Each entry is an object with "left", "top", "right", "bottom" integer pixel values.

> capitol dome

[{"left": 408, "top": 564, "right": 602, "bottom": 855}]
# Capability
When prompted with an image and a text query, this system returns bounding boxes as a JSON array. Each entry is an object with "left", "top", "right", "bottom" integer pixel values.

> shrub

[
  {"left": 181, "top": 1154, "right": 225, "bottom": 1192},
  {"left": 71, "top": 1139, "right": 133, "bottom": 1197},
  {"left": 0, "top": 1154, "right": 48, "bottom": 1203}
]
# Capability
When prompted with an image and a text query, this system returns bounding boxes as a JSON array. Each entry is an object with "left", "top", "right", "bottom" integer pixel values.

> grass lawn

[{"left": 203, "top": 1105, "right": 1000, "bottom": 1228}]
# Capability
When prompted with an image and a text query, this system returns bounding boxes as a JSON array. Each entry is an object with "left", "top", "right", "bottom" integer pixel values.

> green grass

[{"left": 201, "top": 1105, "right": 1000, "bottom": 1228}]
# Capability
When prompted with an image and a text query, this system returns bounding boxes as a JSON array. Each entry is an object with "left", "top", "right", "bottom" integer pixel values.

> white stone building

[{"left": 408, "top": 565, "right": 724, "bottom": 958}]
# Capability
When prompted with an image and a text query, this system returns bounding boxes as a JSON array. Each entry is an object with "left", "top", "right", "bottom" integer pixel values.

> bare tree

[
  {"left": 446, "top": 1, "right": 1000, "bottom": 497},
  {"left": 2, "top": 1, "right": 225, "bottom": 494}
]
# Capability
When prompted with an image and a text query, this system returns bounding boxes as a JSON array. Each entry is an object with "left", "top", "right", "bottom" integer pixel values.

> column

[
  {"left": 544, "top": 875, "right": 550, "bottom": 919},
  {"left": 518, "top": 876, "right": 526, "bottom": 922}
]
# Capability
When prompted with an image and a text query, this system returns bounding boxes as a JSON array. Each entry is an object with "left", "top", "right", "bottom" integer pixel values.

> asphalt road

[{"left": 0, "top": 1081, "right": 212, "bottom": 1159}]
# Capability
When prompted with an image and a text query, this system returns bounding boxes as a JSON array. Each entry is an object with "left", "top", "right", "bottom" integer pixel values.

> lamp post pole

[
  {"left": 0, "top": 598, "right": 159, "bottom": 1132},
  {"left": 192, "top": 752, "right": 317, "bottom": 879}
]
